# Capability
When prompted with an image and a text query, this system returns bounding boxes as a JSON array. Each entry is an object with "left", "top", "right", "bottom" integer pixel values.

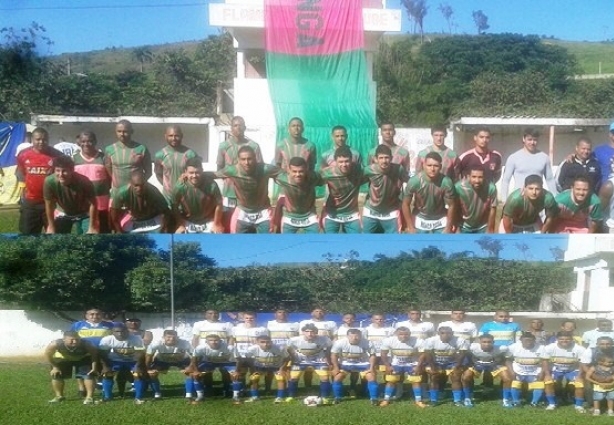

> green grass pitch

[{"left": 1, "top": 362, "right": 609, "bottom": 425}]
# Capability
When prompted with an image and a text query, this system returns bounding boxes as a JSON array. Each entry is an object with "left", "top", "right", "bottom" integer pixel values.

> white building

[
  {"left": 564, "top": 235, "right": 614, "bottom": 312},
  {"left": 209, "top": 0, "right": 402, "bottom": 162}
]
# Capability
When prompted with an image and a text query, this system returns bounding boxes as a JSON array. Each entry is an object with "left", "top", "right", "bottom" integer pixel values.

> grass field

[
  {"left": 1, "top": 362, "right": 609, "bottom": 425},
  {"left": 0, "top": 207, "right": 18, "bottom": 234}
]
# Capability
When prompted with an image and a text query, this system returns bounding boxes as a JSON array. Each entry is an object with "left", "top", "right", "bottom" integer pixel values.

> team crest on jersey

[
  {"left": 489, "top": 163, "right": 496, "bottom": 170},
  {"left": 588, "top": 167, "right": 596, "bottom": 172}
]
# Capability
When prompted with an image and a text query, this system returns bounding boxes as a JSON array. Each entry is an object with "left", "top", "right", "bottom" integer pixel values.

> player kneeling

[
  {"left": 379, "top": 327, "right": 427, "bottom": 407},
  {"left": 461, "top": 334, "right": 512, "bottom": 407}
]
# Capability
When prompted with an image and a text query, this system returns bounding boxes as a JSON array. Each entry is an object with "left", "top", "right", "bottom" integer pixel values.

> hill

[
  {"left": 48, "top": 34, "right": 614, "bottom": 77},
  {"left": 49, "top": 40, "right": 202, "bottom": 75}
]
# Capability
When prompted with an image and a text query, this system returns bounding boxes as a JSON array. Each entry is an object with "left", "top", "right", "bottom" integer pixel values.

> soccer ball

[{"left": 303, "top": 396, "right": 323, "bottom": 407}]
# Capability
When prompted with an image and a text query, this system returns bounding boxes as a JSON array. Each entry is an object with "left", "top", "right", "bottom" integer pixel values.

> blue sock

[
  {"left": 192, "top": 378, "right": 203, "bottom": 393},
  {"left": 502, "top": 388, "right": 512, "bottom": 401},
  {"left": 463, "top": 388, "right": 473, "bottom": 400},
  {"left": 288, "top": 381, "right": 298, "bottom": 397},
  {"left": 452, "top": 390, "right": 462, "bottom": 402},
  {"left": 320, "top": 381, "right": 331, "bottom": 398},
  {"left": 102, "top": 378, "right": 113, "bottom": 400},
  {"left": 430, "top": 389, "right": 439, "bottom": 403},
  {"left": 277, "top": 388, "right": 285, "bottom": 398},
  {"left": 134, "top": 380, "right": 144, "bottom": 399},
  {"left": 367, "top": 381, "right": 379, "bottom": 399},
  {"left": 232, "top": 381, "right": 243, "bottom": 396},
  {"left": 531, "top": 389, "right": 544, "bottom": 404},
  {"left": 384, "top": 386, "right": 394, "bottom": 399},
  {"left": 332, "top": 381, "right": 344, "bottom": 399},
  {"left": 413, "top": 386, "right": 423, "bottom": 401},
  {"left": 546, "top": 394, "right": 556, "bottom": 405},
  {"left": 510, "top": 388, "right": 521, "bottom": 403},
  {"left": 150, "top": 379, "right": 161, "bottom": 394},
  {"left": 575, "top": 397, "right": 584, "bottom": 407},
  {"left": 250, "top": 388, "right": 258, "bottom": 398}
]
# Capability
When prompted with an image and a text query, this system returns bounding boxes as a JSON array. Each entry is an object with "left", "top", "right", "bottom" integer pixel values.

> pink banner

[{"left": 264, "top": 0, "right": 364, "bottom": 56}]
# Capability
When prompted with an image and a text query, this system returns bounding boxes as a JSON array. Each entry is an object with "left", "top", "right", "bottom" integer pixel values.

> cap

[
  {"left": 302, "top": 323, "right": 318, "bottom": 332},
  {"left": 609, "top": 122, "right": 614, "bottom": 132}
]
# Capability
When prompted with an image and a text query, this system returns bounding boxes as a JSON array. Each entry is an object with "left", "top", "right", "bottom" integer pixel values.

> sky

[
  {"left": 1, "top": 1, "right": 614, "bottom": 55},
  {"left": 150, "top": 233, "right": 570, "bottom": 267}
]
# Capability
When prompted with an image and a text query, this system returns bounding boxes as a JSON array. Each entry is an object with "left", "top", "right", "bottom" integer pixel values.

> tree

[
  {"left": 127, "top": 242, "right": 217, "bottom": 311},
  {"left": 401, "top": 0, "right": 429, "bottom": 42},
  {"left": 132, "top": 46, "right": 154, "bottom": 73},
  {"left": 472, "top": 10, "right": 490, "bottom": 34},
  {"left": 475, "top": 236, "right": 504, "bottom": 258},
  {"left": 438, "top": 3, "right": 454, "bottom": 34}
]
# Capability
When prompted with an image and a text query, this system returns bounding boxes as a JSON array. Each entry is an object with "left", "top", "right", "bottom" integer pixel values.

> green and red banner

[{"left": 264, "top": 0, "right": 377, "bottom": 166}]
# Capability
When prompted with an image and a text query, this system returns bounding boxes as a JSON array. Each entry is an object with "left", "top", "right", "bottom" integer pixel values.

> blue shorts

[
  {"left": 473, "top": 363, "right": 498, "bottom": 373},
  {"left": 516, "top": 375, "right": 539, "bottom": 383},
  {"left": 292, "top": 362, "right": 328, "bottom": 372},
  {"left": 151, "top": 359, "right": 190, "bottom": 371},
  {"left": 391, "top": 364, "right": 418, "bottom": 374},
  {"left": 433, "top": 362, "right": 457, "bottom": 373},
  {"left": 340, "top": 362, "right": 371, "bottom": 373},
  {"left": 197, "top": 362, "right": 237, "bottom": 374},
  {"left": 552, "top": 370, "right": 579, "bottom": 382},
  {"left": 593, "top": 390, "right": 614, "bottom": 401},
  {"left": 252, "top": 366, "right": 281, "bottom": 374},
  {"left": 109, "top": 361, "right": 138, "bottom": 373}
]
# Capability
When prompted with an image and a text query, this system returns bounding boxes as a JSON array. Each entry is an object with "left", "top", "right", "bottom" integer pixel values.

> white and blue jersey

[
  {"left": 147, "top": 339, "right": 192, "bottom": 369},
  {"left": 99, "top": 334, "right": 145, "bottom": 370},
  {"left": 540, "top": 342, "right": 585, "bottom": 381}
]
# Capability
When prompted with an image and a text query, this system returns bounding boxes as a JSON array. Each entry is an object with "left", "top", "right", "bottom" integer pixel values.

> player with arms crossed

[
  {"left": 153, "top": 125, "right": 198, "bottom": 205},
  {"left": 368, "top": 122, "right": 412, "bottom": 176},
  {"left": 104, "top": 120, "right": 152, "bottom": 196},
  {"left": 320, "top": 126, "right": 362, "bottom": 168},
  {"left": 73, "top": 130, "right": 112, "bottom": 233},
  {"left": 216, "top": 116, "right": 263, "bottom": 232},
  {"left": 415, "top": 125, "right": 459, "bottom": 181},
  {"left": 438, "top": 309, "right": 478, "bottom": 342},
  {"left": 402, "top": 152, "right": 456, "bottom": 233}
]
